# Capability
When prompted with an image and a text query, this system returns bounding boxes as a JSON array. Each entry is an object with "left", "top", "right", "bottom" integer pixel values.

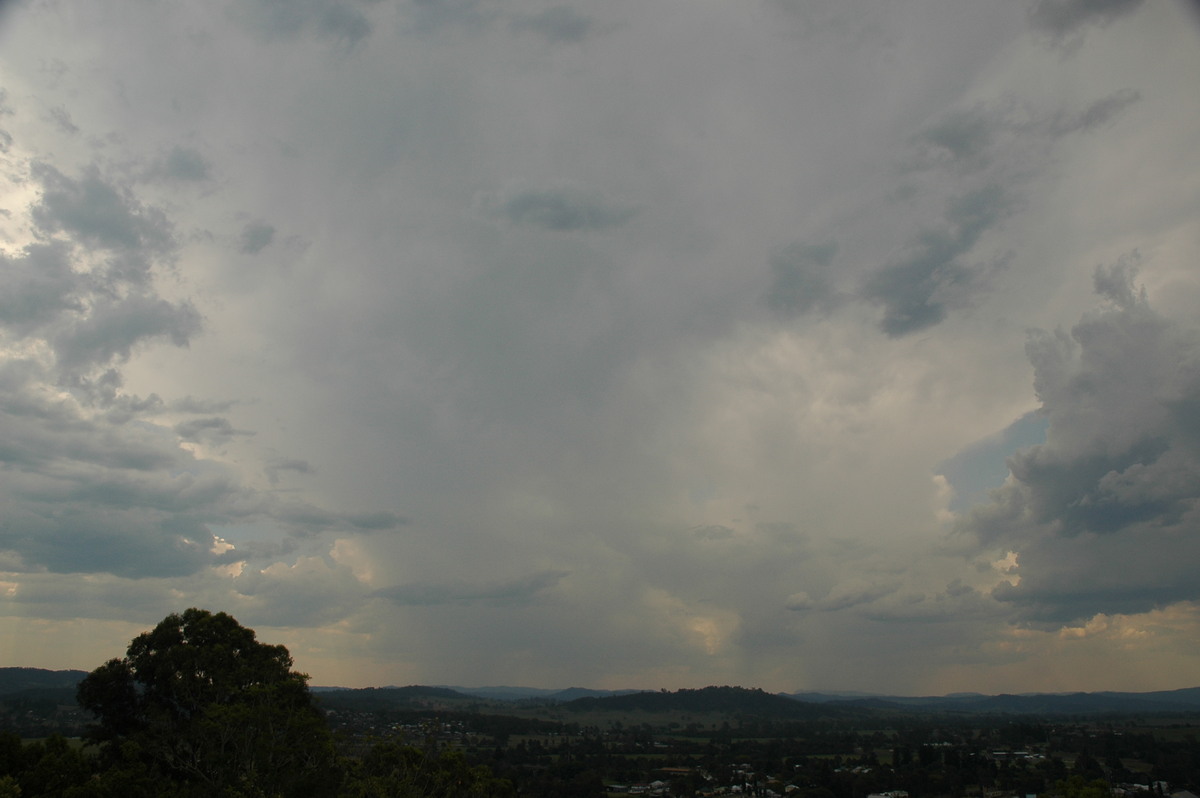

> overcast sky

[{"left": 1, "top": 0, "right": 1199, "bottom": 695}]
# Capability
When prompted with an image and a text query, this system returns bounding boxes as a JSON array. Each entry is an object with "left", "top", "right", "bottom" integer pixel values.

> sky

[{"left": 1, "top": 0, "right": 1199, "bottom": 696}]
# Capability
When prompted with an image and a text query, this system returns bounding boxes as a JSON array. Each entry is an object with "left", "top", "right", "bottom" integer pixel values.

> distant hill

[
  {"left": 9, "top": 665, "right": 1200, "bottom": 718},
  {"left": 443, "top": 685, "right": 646, "bottom": 702},
  {"left": 0, "top": 668, "right": 87, "bottom": 696},
  {"left": 315, "top": 685, "right": 485, "bottom": 712},
  {"left": 562, "top": 685, "right": 856, "bottom": 719},
  {"left": 787, "top": 686, "right": 1200, "bottom": 715}
]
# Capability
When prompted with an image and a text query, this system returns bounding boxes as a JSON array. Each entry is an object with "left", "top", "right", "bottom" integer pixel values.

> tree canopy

[{"left": 77, "top": 608, "right": 337, "bottom": 797}]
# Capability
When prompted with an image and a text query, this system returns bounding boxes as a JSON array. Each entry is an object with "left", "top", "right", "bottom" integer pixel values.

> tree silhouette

[{"left": 78, "top": 608, "right": 338, "bottom": 797}]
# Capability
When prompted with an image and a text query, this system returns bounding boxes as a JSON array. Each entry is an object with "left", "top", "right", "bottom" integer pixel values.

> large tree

[{"left": 77, "top": 608, "right": 338, "bottom": 797}]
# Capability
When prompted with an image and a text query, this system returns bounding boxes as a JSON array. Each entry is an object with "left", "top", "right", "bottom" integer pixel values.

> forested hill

[
  {"left": 792, "top": 686, "right": 1200, "bottom": 715},
  {"left": 563, "top": 685, "right": 857, "bottom": 718},
  {"left": 0, "top": 667, "right": 87, "bottom": 695}
]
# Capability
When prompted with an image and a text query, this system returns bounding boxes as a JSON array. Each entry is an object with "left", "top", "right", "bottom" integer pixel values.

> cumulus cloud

[
  {"left": 30, "top": 163, "right": 174, "bottom": 254},
  {"left": 0, "top": 132, "right": 399, "bottom": 590},
  {"left": 958, "top": 260, "right": 1200, "bottom": 623},
  {"left": 52, "top": 294, "right": 202, "bottom": 373}
]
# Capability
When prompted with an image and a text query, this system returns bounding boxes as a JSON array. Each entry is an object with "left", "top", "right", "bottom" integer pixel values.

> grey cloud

[
  {"left": 958, "top": 264, "right": 1200, "bottom": 622},
  {"left": 1093, "top": 251, "right": 1143, "bottom": 308},
  {"left": 213, "top": 538, "right": 299, "bottom": 564},
  {"left": 510, "top": 7, "right": 594, "bottom": 43},
  {"left": 239, "top": 0, "right": 373, "bottom": 45},
  {"left": 861, "top": 184, "right": 1012, "bottom": 337},
  {"left": 0, "top": 383, "right": 179, "bottom": 473},
  {"left": 345, "top": 510, "right": 408, "bottom": 530},
  {"left": 265, "top": 457, "right": 314, "bottom": 484},
  {"left": 764, "top": 241, "right": 840, "bottom": 318},
  {"left": 316, "top": 3, "right": 372, "bottom": 44},
  {"left": 691, "top": 524, "right": 735, "bottom": 541},
  {"left": 52, "top": 294, "right": 202, "bottom": 372},
  {"left": 0, "top": 506, "right": 217, "bottom": 578},
  {"left": 272, "top": 503, "right": 407, "bottom": 536},
  {"left": 0, "top": 242, "right": 81, "bottom": 333},
  {"left": 22, "top": 470, "right": 241, "bottom": 517},
  {"left": 30, "top": 163, "right": 174, "bottom": 254},
  {"left": 819, "top": 580, "right": 901, "bottom": 612},
  {"left": 230, "top": 555, "right": 368, "bottom": 627},
  {"left": 1028, "top": 0, "right": 1146, "bottom": 43},
  {"left": 174, "top": 416, "right": 253, "bottom": 445},
  {"left": 171, "top": 396, "right": 238, "bottom": 414},
  {"left": 406, "top": 0, "right": 495, "bottom": 34},
  {"left": 146, "top": 146, "right": 212, "bottom": 182},
  {"left": 374, "top": 569, "right": 567, "bottom": 606},
  {"left": 47, "top": 105, "right": 78, "bottom": 135},
  {"left": 238, "top": 221, "right": 276, "bottom": 254},
  {"left": 0, "top": 117, "right": 402, "bottom": 592},
  {"left": 491, "top": 185, "right": 638, "bottom": 232},
  {"left": 1049, "top": 88, "right": 1141, "bottom": 135},
  {"left": 916, "top": 107, "right": 998, "bottom": 172}
]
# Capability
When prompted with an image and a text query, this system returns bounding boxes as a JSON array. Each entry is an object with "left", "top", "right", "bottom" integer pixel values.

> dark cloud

[
  {"left": 916, "top": 107, "right": 998, "bottom": 172},
  {"left": 491, "top": 185, "right": 638, "bottom": 232},
  {"left": 1028, "top": 0, "right": 1146, "bottom": 44},
  {"left": 510, "top": 7, "right": 594, "bottom": 43},
  {"left": 239, "top": 0, "right": 373, "bottom": 45},
  {"left": 238, "top": 221, "right": 276, "bottom": 254},
  {"left": 30, "top": 163, "right": 175, "bottom": 254},
  {"left": 316, "top": 3, "right": 371, "bottom": 44},
  {"left": 0, "top": 507, "right": 217, "bottom": 577},
  {"left": 171, "top": 396, "right": 238, "bottom": 414},
  {"left": 861, "top": 184, "right": 1012, "bottom": 337},
  {"left": 958, "top": 262, "right": 1200, "bottom": 622},
  {"left": 374, "top": 569, "right": 567, "bottom": 606},
  {"left": 406, "top": 0, "right": 495, "bottom": 34},
  {"left": 265, "top": 457, "right": 314, "bottom": 484},
  {"left": 145, "top": 146, "right": 212, "bottom": 182},
  {"left": 0, "top": 242, "right": 81, "bottom": 333},
  {"left": 764, "top": 241, "right": 840, "bottom": 318},
  {"left": 174, "top": 416, "right": 253, "bottom": 445},
  {"left": 820, "top": 580, "right": 901, "bottom": 612},
  {"left": 52, "top": 294, "right": 202, "bottom": 372},
  {"left": 0, "top": 147, "right": 401, "bottom": 585},
  {"left": 345, "top": 510, "right": 408, "bottom": 530},
  {"left": 691, "top": 524, "right": 735, "bottom": 541},
  {"left": 271, "top": 503, "right": 407, "bottom": 536}
]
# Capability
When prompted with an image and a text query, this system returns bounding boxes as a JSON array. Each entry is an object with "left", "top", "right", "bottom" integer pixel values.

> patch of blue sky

[{"left": 936, "top": 411, "right": 1048, "bottom": 512}]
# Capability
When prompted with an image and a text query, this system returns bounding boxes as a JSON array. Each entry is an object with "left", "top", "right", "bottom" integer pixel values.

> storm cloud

[
  {"left": 0, "top": 0, "right": 1197, "bottom": 695},
  {"left": 959, "top": 261, "right": 1200, "bottom": 623}
]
